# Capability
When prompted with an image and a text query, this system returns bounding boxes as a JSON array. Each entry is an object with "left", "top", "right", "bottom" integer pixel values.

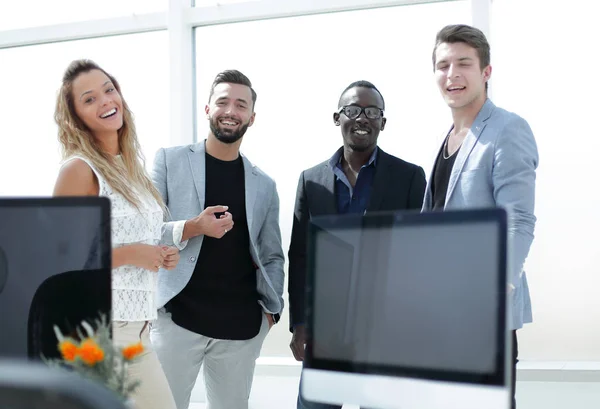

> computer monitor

[
  {"left": 0, "top": 197, "right": 111, "bottom": 361},
  {"left": 301, "top": 208, "right": 510, "bottom": 409}
]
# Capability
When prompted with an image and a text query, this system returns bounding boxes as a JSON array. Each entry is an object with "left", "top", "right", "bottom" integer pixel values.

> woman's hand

[
  {"left": 161, "top": 246, "right": 180, "bottom": 270},
  {"left": 126, "top": 244, "right": 167, "bottom": 272}
]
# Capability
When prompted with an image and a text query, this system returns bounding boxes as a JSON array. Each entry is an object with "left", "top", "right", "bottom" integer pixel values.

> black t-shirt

[
  {"left": 166, "top": 152, "right": 262, "bottom": 340},
  {"left": 431, "top": 136, "right": 460, "bottom": 210}
]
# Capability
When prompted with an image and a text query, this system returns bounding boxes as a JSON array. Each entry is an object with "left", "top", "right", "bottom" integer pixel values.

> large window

[
  {"left": 195, "top": 0, "right": 259, "bottom": 7},
  {"left": 3, "top": 0, "right": 597, "bottom": 370},
  {"left": 0, "top": 31, "right": 169, "bottom": 196},
  {"left": 195, "top": 0, "right": 470, "bottom": 356},
  {"left": 492, "top": 0, "right": 600, "bottom": 361},
  {"left": 0, "top": 0, "right": 166, "bottom": 30}
]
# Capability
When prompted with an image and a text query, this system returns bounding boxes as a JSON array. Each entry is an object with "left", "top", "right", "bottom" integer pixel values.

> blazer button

[{"left": 189, "top": 256, "right": 196, "bottom": 262}]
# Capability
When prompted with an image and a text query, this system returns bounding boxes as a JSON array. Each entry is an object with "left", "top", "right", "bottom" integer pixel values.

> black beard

[{"left": 210, "top": 118, "right": 249, "bottom": 144}]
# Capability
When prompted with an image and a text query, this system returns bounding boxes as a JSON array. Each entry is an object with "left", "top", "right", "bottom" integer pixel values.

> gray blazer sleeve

[
  {"left": 493, "top": 116, "right": 538, "bottom": 287},
  {"left": 257, "top": 182, "right": 285, "bottom": 312},
  {"left": 151, "top": 147, "right": 177, "bottom": 247}
]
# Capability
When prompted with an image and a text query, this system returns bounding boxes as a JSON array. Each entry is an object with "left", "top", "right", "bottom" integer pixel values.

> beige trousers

[
  {"left": 150, "top": 309, "right": 270, "bottom": 409},
  {"left": 113, "top": 321, "right": 177, "bottom": 409}
]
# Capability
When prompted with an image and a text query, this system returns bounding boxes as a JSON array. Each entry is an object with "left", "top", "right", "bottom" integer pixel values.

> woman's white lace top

[{"left": 62, "top": 156, "right": 162, "bottom": 322}]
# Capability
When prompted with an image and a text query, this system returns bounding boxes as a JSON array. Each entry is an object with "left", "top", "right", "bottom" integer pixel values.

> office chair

[
  {"left": 27, "top": 268, "right": 111, "bottom": 360},
  {"left": 0, "top": 359, "right": 128, "bottom": 409}
]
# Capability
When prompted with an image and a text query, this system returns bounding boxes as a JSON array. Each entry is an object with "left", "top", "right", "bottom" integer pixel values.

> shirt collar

[{"left": 328, "top": 146, "right": 379, "bottom": 170}]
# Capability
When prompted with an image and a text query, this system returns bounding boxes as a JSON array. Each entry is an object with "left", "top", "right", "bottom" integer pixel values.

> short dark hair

[
  {"left": 338, "top": 80, "right": 385, "bottom": 110},
  {"left": 209, "top": 69, "right": 257, "bottom": 108},
  {"left": 432, "top": 24, "right": 490, "bottom": 71}
]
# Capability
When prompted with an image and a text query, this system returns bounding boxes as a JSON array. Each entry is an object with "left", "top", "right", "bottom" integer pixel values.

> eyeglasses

[{"left": 338, "top": 105, "right": 384, "bottom": 120}]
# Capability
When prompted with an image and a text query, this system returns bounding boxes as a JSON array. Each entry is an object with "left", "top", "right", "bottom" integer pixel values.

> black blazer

[{"left": 287, "top": 147, "right": 427, "bottom": 329}]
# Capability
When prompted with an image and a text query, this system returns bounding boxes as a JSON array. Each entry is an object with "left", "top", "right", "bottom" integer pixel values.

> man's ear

[
  {"left": 380, "top": 117, "right": 387, "bottom": 131},
  {"left": 483, "top": 64, "right": 492, "bottom": 83},
  {"left": 333, "top": 112, "right": 340, "bottom": 126},
  {"left": 205, "top": 104, "right": 210, "bottom": 119},
  {"left": 248, "top": 112, "right": 256, "bottom": 127}
]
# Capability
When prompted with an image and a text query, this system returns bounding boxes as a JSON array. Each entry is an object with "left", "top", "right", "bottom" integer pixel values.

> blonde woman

[{"left": 53, "top": 59, "right": 178, "bottom": 409}]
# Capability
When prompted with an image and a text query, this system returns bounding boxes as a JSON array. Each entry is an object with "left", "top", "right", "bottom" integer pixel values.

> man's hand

[
  {"left": 290, "top": 324, "right": 306, "bottom": 361},
  {"left": 183, "top": 205, "right": 234, "bottom": 241},
  {"left": 266, "top": 313, "right": 274, "bottom": 330}
]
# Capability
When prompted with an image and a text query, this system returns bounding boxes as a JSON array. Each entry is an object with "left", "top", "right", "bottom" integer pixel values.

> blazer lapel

[
  {"left": 242, "top": 155, "right": 258, "bottom": 232},
  {"left": 318, "top": 162, "right": 337, "bottom": 215},
  {"left": 367, "top": 149, "right": 391, "bottom": 211},
  {"left": 188, "top": 142, "right": 206, "bottom": 209},
  {"left": 445, "top": 99, "right": 495, "bottom": 206}
]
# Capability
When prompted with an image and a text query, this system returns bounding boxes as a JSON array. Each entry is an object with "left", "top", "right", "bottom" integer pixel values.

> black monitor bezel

[
  {"left": 0, "top": 197, "right": 111, "bottom": 271},
  {"left": 304, "top": 208, "right": 508, "bottom": 387}
]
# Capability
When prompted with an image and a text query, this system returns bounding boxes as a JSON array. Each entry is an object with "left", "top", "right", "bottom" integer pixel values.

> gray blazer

[
  {"left": 151, "top": 141, "right": 285, "bottom": 315},
  {"left": 422, "top": 99, "right": 539, "bottom": 330}
]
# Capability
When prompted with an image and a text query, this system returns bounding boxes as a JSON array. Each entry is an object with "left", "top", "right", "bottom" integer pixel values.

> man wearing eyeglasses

[{"left": 288, "top": 81, "right": 427, "bottom": 409}]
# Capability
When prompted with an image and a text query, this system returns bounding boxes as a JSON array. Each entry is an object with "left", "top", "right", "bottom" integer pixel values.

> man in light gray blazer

[
  {"left": 426, "top": 25, "right": 538, "bottom": 409},
  {"left": 150, "top": 70, "right": 284, "bottom": 409}
]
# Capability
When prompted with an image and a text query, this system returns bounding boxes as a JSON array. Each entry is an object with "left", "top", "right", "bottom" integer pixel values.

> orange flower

[
  {"left": 122, "top": 342, "right": 144, "bottom": 360},
  {"left": 58, "top": 340, "right": 79, "bottom": 361},
  {"left": 78, "top": 338, "right": 105, "bottom": 366}
]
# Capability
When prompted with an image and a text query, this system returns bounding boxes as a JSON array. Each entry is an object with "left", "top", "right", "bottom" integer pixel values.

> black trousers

[{"left": 511, "top": 330, "right": 519, "bottom": 409}]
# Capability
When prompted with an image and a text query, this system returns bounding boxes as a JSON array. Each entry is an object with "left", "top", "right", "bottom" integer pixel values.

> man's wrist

[{"left": 183, "top": 218, "right": 202, "bottom": 241}]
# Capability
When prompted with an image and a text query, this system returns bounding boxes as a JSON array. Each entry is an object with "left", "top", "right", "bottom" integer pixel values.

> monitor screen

[
  {"left": 0, "top": 198, "right": 111, "bottom": 361},
  {"left": 302, "top": 209, "right": 510, "bottom": 409}
]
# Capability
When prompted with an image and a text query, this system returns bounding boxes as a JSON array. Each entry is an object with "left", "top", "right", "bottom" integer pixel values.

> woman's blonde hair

[{"left": 55, "top": 59, "right": 165, "bottom": 213}]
